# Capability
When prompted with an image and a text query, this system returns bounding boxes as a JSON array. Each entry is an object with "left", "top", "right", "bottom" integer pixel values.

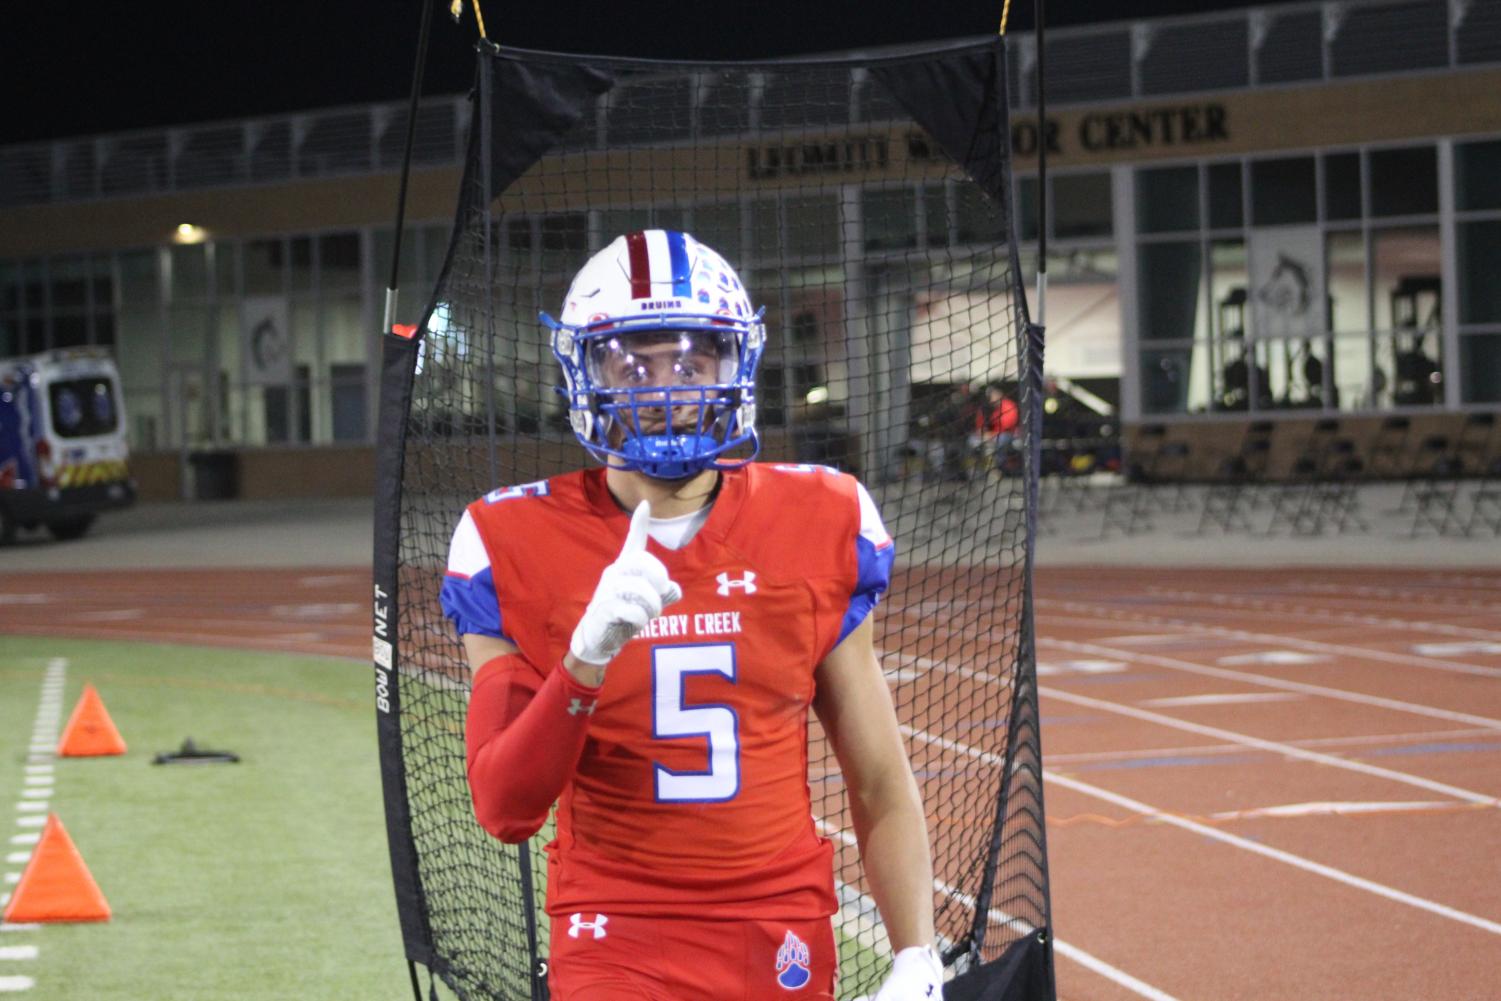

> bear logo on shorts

[{"left": 775, "top": 930, "right": 811, "bottom": 990}]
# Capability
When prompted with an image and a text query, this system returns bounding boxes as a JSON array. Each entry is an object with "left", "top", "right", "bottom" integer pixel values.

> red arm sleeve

[{"left": 464, "top": 654, "right": 602, "bottom": 844}]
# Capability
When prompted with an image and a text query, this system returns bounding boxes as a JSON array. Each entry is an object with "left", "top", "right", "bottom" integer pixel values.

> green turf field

[
  {"left": 1, "top": 635, "right": 891, "bottom": 1000},
  {"left": 0, "top": 636, "right": 406, "bottom": 1001}
]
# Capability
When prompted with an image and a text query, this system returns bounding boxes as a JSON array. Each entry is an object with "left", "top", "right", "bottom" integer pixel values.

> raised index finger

[{"left": 620, "top": 499, "right": 652, "bottom": 556}]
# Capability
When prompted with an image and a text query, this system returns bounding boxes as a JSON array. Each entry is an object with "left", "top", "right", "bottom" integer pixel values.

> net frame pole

[
  {"left": 1034, "top": 0, "right": 1047, "bottom": 327},
  {"left": 385, "top": 0, "right": 437, "bottom": 336}
]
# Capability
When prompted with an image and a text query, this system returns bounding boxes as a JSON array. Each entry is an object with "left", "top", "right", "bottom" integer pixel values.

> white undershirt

[{"left": 647, "top": 504, "right": 713, "bottom": 550}]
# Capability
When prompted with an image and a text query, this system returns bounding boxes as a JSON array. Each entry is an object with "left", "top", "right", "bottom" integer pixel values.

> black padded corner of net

[{"left": 375, "top": 37, "right": 1054, "bottom": 1001}]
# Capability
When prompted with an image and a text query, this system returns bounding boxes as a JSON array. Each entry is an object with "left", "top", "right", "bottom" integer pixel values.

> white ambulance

[{"left": 0, "top": 348, "right": 135, "bottom": 543}]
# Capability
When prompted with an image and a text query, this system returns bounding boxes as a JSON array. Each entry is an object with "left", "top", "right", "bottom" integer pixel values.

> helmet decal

[{"left": 542, "top": 230, "right": 765, "bottom": 480}]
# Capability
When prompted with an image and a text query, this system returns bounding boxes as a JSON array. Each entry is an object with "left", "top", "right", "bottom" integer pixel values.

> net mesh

[{"left": 379, "top": 39, "right": 1051, "bottom": 1001}]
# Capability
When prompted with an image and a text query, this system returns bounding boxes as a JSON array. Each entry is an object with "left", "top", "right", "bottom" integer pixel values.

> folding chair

[
  {"left": 1265, "top": 419, "right": 1340, "bottom": 535},
  {"left": 1313, "top": 439, "right": 1369, "bottom": 534},
  {"left": 1198, "top": 437, "right": 1269, "bottom": 534},
  {"left": 1412, "top": 415, "right": 1493, "bottom": 536}
]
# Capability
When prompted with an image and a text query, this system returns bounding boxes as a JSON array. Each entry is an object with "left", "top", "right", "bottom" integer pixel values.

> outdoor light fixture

[{"left": 174, "top": 223, "right": 207, "bottom": 244}]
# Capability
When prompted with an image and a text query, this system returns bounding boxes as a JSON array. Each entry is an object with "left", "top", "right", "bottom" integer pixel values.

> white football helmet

[{"left": 543, "top": 230, "right": 765, "bottom": 479}]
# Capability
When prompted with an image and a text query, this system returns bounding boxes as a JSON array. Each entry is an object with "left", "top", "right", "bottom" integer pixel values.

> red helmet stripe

[{"left": 625, "top": 231, "right": 652, "bottom": 300}]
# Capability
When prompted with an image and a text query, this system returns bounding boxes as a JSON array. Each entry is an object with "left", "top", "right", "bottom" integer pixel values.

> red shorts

[{"left": 547, "top": 910, "right": 836, "bottom": 1001}]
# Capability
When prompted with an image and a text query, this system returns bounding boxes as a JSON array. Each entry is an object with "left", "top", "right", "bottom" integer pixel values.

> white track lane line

[
  {"left": 1038, "top": 685, "right": 1499, "bottom": 806},
  {"left": 816, "top": 821, "right": 1183, "bottom": 1001},
  {"left": 1140, "top": 587, "right": 1501, "bottom": 644},
  {"left": 1039, "top": 635, "right": 1501, "bottom": 731},
  {"left": 902, "top": 726, "right": 1501, "bottom": 939},
  {"left": 1036, "top": 599, "right": 1501, "bottom": 679},
  {"left": 1046, "top": 726, "right": 1501, "bottom": 766}
]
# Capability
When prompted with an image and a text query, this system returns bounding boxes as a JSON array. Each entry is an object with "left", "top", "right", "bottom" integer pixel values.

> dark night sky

[{"left": 1, "top": 0, "right": 1305, "bottom": 145}]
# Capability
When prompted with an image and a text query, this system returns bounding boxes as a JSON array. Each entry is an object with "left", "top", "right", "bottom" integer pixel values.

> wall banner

[
  {"left": 1247, "top": 226, "right": 1326, "bottom": 343},
  {"left": 242, "top": 296, "right": 292, "bottom": 386}
]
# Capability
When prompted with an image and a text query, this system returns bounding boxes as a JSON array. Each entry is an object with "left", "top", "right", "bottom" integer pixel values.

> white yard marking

[
  {"left": 20, "top": 768, "right": 50, "bottom": 777},
  {"left": 1037, "top": 600, "right": 1501, "bottom": 679},
  {"left": 1041, "top": 685, "right": 1498, "bottom": 807},
  {"left": 1041, "top": 636, "right": 1501, "bottom": 731},
  {"left": 903, "top": 725, "right": 1501, "bottom": 938},
  {"left": 17, "top": 792, "right": 49, "bottom": 801},
  {"left": 19, "top": 780, "right": 48, "bottom": 789},
  {"left": 3, "top": 876, "right": 17, "bottom": 885},
  {"left": 2, "top": 856, "right": 28, "bottom": 866},
  {"left": 1208, "top": 801, "right": 1452, "bottom": 821},
  {"left": 0, "top": 926, "right": 38, "bottom": 934},
  {"left": 1138, "top": 692, "right": 1303, "bottom": 708},
  {"left": 0, "top": 947, "right": 36, "bottom": 961},
  {"left": 0, "top": 976, "right": 36, "bottom": 991},
  {"left": 14, "top": 805, "right": 46, "bottom": 815},
  {"left": 1411, "top": 641, "right": 1501, "bottom": 657},
  {"left": 12, "top": 818, "right": 44, "bottom": 830},
  {"left": 1216, "top": 651, "right": 1329, "bottom": 666},
  {"left": 1036, "top": 659, "right": 1126, "bottom": 676},
  {"left": 5, "top": 837, "right": 38, "bottom": 847},
  {"left": 70, "top": 608, "right": 144, "bottom": 622}
]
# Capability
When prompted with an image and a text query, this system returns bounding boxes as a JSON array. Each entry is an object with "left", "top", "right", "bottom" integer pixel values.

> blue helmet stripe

[{"left": 666, "top": 231, "right": 692, "bottom": 298}]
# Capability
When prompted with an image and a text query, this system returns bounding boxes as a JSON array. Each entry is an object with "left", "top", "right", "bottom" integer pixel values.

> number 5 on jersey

[{"left": 651, "top": 644, "right": 739, "bottom": 802}]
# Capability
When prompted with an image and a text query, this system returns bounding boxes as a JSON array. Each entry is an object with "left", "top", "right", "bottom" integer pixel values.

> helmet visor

[{"left": 586, "top": 329, "right": 740, "bottom": 391}]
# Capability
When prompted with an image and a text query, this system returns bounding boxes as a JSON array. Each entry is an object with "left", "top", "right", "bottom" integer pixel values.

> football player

[{"left": 441, "top": 230, "right": 941, "bottom": 1000}]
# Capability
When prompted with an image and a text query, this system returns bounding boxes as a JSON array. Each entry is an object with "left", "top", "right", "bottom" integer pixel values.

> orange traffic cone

[
  {"left": 1, "top": 813, "right": 110, "bottom": 923},
  {"left": 57, "top": 683, "right": 126, "bottom": 757}
]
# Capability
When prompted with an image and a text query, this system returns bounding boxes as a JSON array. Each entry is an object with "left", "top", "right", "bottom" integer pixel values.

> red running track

[{"left": 3, "top": 566, "right": 1499, "bottom": 1000}]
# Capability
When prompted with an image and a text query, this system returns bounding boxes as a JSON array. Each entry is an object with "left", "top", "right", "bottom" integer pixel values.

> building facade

[{"left": 2, "top": 0, "right": 1498, "bottom": 496}]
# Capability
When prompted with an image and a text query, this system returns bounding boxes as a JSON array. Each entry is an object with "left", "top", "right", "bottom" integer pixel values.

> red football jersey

[{"left": 446, "top": 463, "right": 894, "bottom": 920}]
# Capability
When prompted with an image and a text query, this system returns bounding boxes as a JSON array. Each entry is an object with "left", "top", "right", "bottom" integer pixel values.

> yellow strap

[{"left": 998, "top": 0, "right": 1013, "bottom": 35}]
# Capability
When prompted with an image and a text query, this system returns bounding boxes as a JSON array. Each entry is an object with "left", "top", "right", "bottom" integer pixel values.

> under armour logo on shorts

[
  {"left": 567, "top": 698, "right": 596, "bottom": 716},
  {"left": 716, "top": 570, "right": 757, "bottom": 596},
  {"left": 568, "top": 913, "right": 608, "bottom": 939}
]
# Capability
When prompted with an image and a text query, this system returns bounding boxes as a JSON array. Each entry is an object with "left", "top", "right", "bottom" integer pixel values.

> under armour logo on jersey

[
  {"left": 567, "top": 698, "right": 597, "bottom": 716},
  {"left": 775, "top": 930, "right": 811, "bottom": 990},
  {"left": 568, "top": 913, "right": 608, "bottom": 939},
  {"left": 716, "top": 570, "right": 757, "bottom": 596}
]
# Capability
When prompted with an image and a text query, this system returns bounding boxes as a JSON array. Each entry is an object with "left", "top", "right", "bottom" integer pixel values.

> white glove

[
  {"left": 569, "top": 500, "right": 683, "bottom": 667},
  {"left": 872, "top": 946, "right": 943, "bottom": 1001}
]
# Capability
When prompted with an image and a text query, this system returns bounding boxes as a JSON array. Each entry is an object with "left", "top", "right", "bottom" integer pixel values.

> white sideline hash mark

[
  {"left": 12, "top": 819, "right": 43, "bottom": 829},
  {"left": 1411, "top": 641, "right": 1501, "bottom": 657},
  {"left": 1216, "top": 651, "right": 1329, "bottom": 666},
  {"left": 0, "top": 975, "right": 36, "bottom": 992},
  {"left": 6, "top": 836, "right": 37, "bottom": 846},
  {"left": 0, "top": 947, "right": 37, "bottom": 961},
  {"left": 2, "top": 855, "right": 28, "bottom": 866},
  {"left": 1036, "top": 659, "right": 1125, "bottom": 676},
  {"left": 1139, "top": 693, "right": 1303, "bottom": 708},
  {"left": 0, "top": 926, "right": 39, "bottom": 933}
]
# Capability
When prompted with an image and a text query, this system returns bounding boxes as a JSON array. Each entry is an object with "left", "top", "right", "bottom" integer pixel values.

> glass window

[
  {"left": 1251, "top": 157, "right": 1316, "bottom": 225},
  {"left": 1459, "top": 220, "right": 1501, "bottom": 325},
  {"left": 244, "top": 239, "right": 284, "bottom": 295},
  {"left": 862, "top": 188, "right": 917, "bottom": 252},
  {"left": 0, "top": 261, "right": 18, "bottom": 312},
  {"left": 49, "top": 257, "right": 91, "bottom": 309},
  {"left": 1053, "top": 172, "right": 1112, "bottom": 239},
  {"left": 1370, "top": 146, "right": 1438, "bottom": 217},
  {"left": 373, "top": 227, "right": 423, "bottom": 292},
  {"left": 1327, "top": 231, "right": 1369, "bottom": 334},
  {"left": 1207, "top": 162, "right": 1243, "bottom": 230},
  {"left": 319, "top": 232, "right": 361, "bottom": 290},
  {"left": 1372, "top": 227, "right": 1442, "bottom": 406},
  {"left": 785, "top": 195, "right": 839, "bottom": 258},
  {"left": 922, "top": 185, "right": 948, "bottom": 247},
  {"left": 290, "top": 237, "right": 314, "bottom": 293},
  {"left": 1138, "top": 241, "right": 1205, "bottom": 342},
  {"left": 119, "top": 251, "right": 160, "bottom": 307},
  {"left": 168, "top": 305, "right": 214, "bottom": 366},
  {"left": 540, "top": 214, "right": 588, "bottom": 273},
  {"left": 1456, "top": 139, "right": 1501, "bottom": 211},
  {"left": 22, "top": 262, "right": 44, "bottom": 311},
  {"left": 749, "top": 198, "right": 780, "bottom": 260},
  {"left": 954, "top": 185, "right": 1004, "bottom": 245},
  {"left": 1136, "top": 166, "right": 1199, "bottom": 234},
  {"left": 692, "top": 202, "right": 741, "bottom": 260},
  {"left": 1015, "top": 177, "right": 1039, "bottom": 242},
  {"left": 170, "top": 245, "right": 210, "bottom": 299},
  {"left": 47, "top": 377, "right": 118, "bottom": 438},
  {"left": 1323, "top": 153, "right": 1362, "bottom": 221},
  {"left": 423, "top": 224, "right": 451, "bottom": 283},
  {"left": 1141, "top": 343, "right": 1212, "bottom": 414},
  {"left": 0, "top": 318, "right": 17, "bottom": 358},
  {"left": 53, "top": 315, "right": 90, "bottom": 349},
  {"left": 213, "top": 242, "right": 239, "bottom": 298},
  {"left": 1460, "top": 335, "right": 1501, "bottom": 403}
]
